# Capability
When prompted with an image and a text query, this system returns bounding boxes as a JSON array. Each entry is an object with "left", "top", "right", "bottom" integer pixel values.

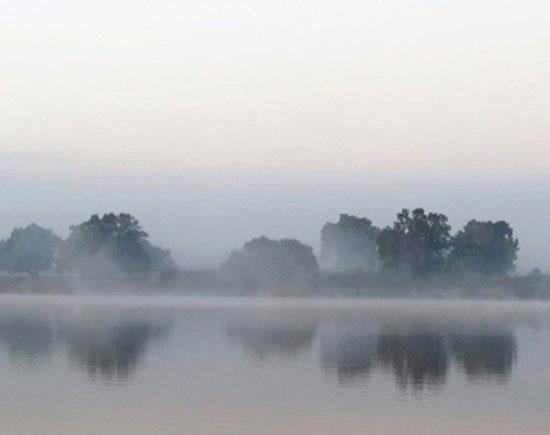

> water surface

[{"left": 0, "top": 295, "right": 549, "bottom": 434}]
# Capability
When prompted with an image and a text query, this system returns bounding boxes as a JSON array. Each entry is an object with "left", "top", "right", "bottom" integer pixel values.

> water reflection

[
  {"left": 226, "top": 325, "right": 316, "bottom": 360},
  {"left": 449, "top": 334, "right": 516, "bottom": 382},
  {"left": 0, "top": 310, "right": 172, "bottom": 383},
  {"left": 320, "top": 330, "right": 517, "bottom": 389},
  {"left": 377, "top": 334, "right": 449, "bottom": 390},
  {"left": 0, "top": 304, "right": 519, "bottom": 390},
  {"left": 64, "top": 321, "right": 170, "bottom": 383},
  {"left": 0, "top": 316, "right": 56, "bottom": 366},
  {"left": 319, "top": 333, "right": 377, "bottom": 383}
]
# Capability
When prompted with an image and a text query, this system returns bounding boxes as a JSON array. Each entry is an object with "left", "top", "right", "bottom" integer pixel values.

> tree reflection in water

[
  {"left": 226, "top": 326, "right": 316, "bottom": 361},
  {"left": 0, "top": 308, "right": 519, "bottom": 390},
  {"left": 0, "top": 311, "right": 172, "bottom": 383},
  {"left": 319, "top": 333, "right": 378, "bottom": 384},
  {"left": 64, "top": 321, "right": 170, "bottom": 383},
  {"left": 0, "top": 316, "right": 56, "bottom": 366},
  {"left": 377, "top": 334, "right": 448, "bottom": 390},
  {"left": 226, "top": 322, "right": 517, "bottom": 390},
  {"left": 320, "top": 330, "right": 517, "bottom": 390},
  {"left": 449, "top": 334, "right": 516, "bottom": 383}
]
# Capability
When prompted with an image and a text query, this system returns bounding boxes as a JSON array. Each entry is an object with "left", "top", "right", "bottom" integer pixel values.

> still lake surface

[{"left": 0, "top": 295, "right": 549, "bottom": 434}]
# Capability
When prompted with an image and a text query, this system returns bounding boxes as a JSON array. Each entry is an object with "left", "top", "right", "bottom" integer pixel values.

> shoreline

[{"left": 1, "top": 275, "right": 549, "bottom": 300}]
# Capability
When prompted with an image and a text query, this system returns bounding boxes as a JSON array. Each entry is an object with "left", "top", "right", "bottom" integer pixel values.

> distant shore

[{"left": 1, "top": 274, "right": 549, "bottom": 300}]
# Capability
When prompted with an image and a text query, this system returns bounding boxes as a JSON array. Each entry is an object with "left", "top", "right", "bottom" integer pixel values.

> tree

[
  {"left": 0, "top": 224, "right": 61, "bottom": 276},
  {"left": 448, "top": 220, "right": 518, "bottom": 276},
  {"left": 60, "top": 213, "right": 151, "bottom": 277},
  {"left": 221, "top": 237, "right": 319, "bottom": 292},
  {"left": 320, "top": 214, "right": 380, "bottom": 273},
  {"left": 378, "top": 208, "right": 451, "bottom": 277},
  {"left": 141, "top": 240, "right": 178, "bottom": 276}
]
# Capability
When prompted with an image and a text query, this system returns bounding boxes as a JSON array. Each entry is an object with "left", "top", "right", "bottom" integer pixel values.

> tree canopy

[
  {"left": 0, "top": 224, "right": 61, "bottom": 276},
  {"left": 320, "top": 214, "right": 379, "bottom": 273},
  {"left": 449, "top": 220, "right": 519, "bottom": 276},
  {"left": 378, "top": 208, "right": 451, "bottom": 276},
  {"left": 221, "top": 236, "right": 319, "bottom": 292},
  {"left": 59, "top": 213, "right": 152, "bottom": 277}
]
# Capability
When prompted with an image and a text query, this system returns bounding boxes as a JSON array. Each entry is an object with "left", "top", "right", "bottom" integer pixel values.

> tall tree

[
  {"left": 0, "top": 224, "right": 61, "bottom": 276},
  {"left": 378, "top": 208, "right": 451, "bottom": 276},
  {"left": 320, "top": 214, "right": 379, "bottom": 273},
  {"left": 448, "top": 220, "right": 518, "bottom": 276},
  {"left": 60, "top": 213, "right": 151, "bottom": 276}
]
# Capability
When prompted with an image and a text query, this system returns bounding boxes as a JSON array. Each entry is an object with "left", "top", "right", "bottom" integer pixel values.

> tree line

[
  {"left": 213, "top": 208, "right": 521, "bottom": 293},
  {"left": 0, "top": 213, "right": 175, "bottom": 279},
  {"left": 320, "top": 209, "right": 519, "bottom": 278},
  {"left": 0, "top": 208, "right": 532, "bottom": 295}
]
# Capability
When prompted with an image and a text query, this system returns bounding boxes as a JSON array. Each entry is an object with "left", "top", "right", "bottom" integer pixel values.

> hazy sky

[{"left": 1, "top": 0, "right": 549, "bottom": 271}]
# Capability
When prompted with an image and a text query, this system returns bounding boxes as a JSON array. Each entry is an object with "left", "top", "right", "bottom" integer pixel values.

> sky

[{"left": 1, "top": 0, "right": 549, "bottom": 271}]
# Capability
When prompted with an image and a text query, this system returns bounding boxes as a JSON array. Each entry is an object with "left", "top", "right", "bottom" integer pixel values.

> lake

[{"left": 0, "top": 295, "right": 549, "bottom": 434}]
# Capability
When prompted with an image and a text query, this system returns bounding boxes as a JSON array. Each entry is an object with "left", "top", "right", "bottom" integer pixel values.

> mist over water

[
  {"left": 1, "top": 295, "right": 549, "bottom": 434},
  {"left": 3, "top": 0, "right": 550, "bottom": 433}
]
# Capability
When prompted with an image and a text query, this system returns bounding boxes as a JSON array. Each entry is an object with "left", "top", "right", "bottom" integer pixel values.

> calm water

[{"left": 0, "top": 295, "right": 549, "bottom": 435}]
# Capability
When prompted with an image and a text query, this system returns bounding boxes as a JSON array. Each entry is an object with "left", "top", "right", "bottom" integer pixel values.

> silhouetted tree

[
  {"left": 378, "top": 208, "right": 451, "bottom": 277},
  {"left": 221, "top": 237, "right": 319, "bottom": 292},
  {"left": 448, "top": 220, "right": 518, "bottom": 276},
  {"left": 59, "top": 213, "right": 151, "bottom": 277},
  {"left": 0, "top": 224, "right": 61, "bottom": 276},
  {"left": 320, "top": 214, "right": 380, "bottom": 273}
]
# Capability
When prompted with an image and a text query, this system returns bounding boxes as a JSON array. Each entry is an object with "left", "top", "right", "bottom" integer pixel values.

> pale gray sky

[{"left": 1, "top": 0, "right": 549, "bottom": 271}]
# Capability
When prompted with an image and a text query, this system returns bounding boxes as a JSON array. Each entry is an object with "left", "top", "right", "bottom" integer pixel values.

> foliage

[
  {"left": 60, "top": 213, "right": 151, "bottom": 276},
  {"left": 378, "top": 208, "right": 451, "bottom": 277},
  {"left": 449, "top": 220, "right": 519, "bottom": 276},
  {"left": 221, "top": 236, "right": 319, "bottom": 292},
  {"left": 320, "top": 214, "right": 380, "bottom": 273},
  {"left": 0, "top": 224, "right": 62, "bottom": 276}
]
